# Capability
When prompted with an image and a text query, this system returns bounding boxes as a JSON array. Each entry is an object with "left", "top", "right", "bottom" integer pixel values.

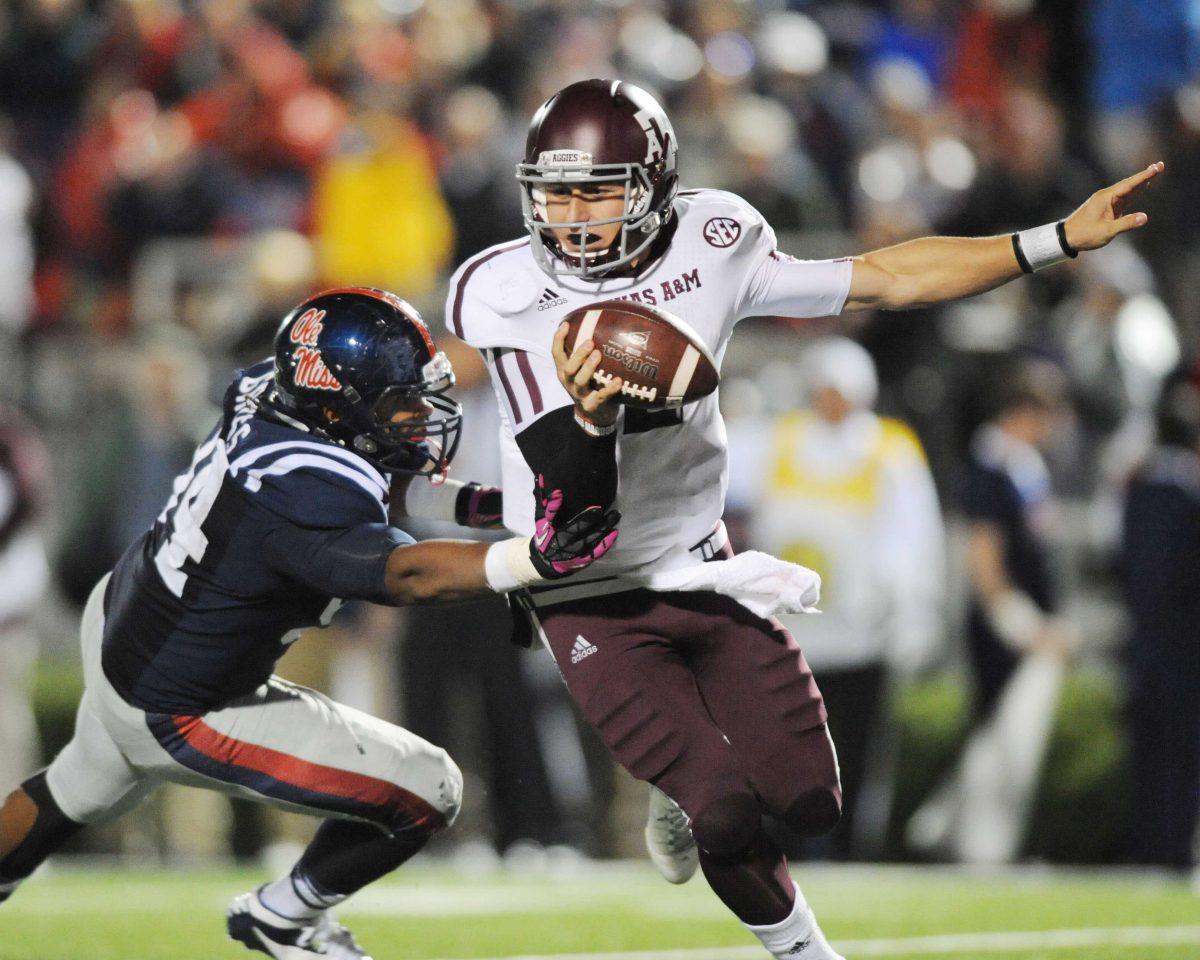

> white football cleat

[
  {"left": 644, "top": 785, "right": 698, "bottom": 884},
  {"left": 226, "top": 888, "right": 372, "bottom": 960}
]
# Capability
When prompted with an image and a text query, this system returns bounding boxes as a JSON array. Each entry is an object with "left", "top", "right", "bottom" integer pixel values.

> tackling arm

[
  {"left": 844, "top": 162, "right": 1163, "bottom": 312},
  {"left": 384, "top": 481, "right": 619, "bottom": 603},
  {"left": 382, "top": 538, "right": 491, "bottom": 604},
  {"left": 265, "top": 489, "right": 618, "bottom": 607}
]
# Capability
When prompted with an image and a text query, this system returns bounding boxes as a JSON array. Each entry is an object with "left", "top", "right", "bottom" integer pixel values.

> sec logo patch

[{"left": 703, "top": 217, "right": 741, "bottom": 248}]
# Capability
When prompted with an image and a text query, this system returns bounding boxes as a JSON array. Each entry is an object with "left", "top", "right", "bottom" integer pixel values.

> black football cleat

[{"left": 227, "top": 888, "right": 372, "bottom": 960}]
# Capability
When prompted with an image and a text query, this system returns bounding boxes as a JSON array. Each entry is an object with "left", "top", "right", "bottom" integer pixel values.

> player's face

[
  {"left": 376, "top": 395, "right": 434, "bottom": 426},
  {"left": 543, "top": 183, "right": 627, "bottom": 254}
]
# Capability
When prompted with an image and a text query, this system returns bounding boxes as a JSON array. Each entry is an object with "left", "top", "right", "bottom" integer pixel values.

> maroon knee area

[
  {"left": 690, "top": 791, "right": 762, "bottom": 860},
  {"left": 782, "top": 784, "right": 842, "bottom": 837}
]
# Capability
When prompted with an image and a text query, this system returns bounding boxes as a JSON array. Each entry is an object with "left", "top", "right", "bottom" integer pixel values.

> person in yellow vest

[
  {"left": 313, "top": 108, "right": 455, "bottom": 298},
  {"left": 727, "top": 336, "right": 944, "bottom": 859}
]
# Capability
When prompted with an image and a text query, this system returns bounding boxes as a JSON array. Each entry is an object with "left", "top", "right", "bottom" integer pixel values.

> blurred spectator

[
  {"left": 1120, "top": 361, "right": 1200, "bottom": 873},
  {"left": 961, "top": 359, "right": 1073, "bottom": 724},
  {"left": 0, "top": 127, "right": 36, "bottom": 403},
  {"left": 940, "top": 88, "right": 1092, "bottom": 248},
  {"left": 1088, "top": 0, "right": 1199, "bottom": 175},
  {"left": 1051, "top": 241, "right": 1180, "bottom": 546},
  {"left": 727, "top": 337, "right": 944, "bottom": 859},
  {"left": 0, "top": 0, "right": 107, "bottom": 179},
  {"left": 0, "top": 128, "right": 35, "bottom": 337},
  {"left": 0, "top": 407, "right": 50, "bottom": 793},
  {"left": 437, "top": 86, "right": 522, "bottom": 266},
  {"left": 909, "top": 358, "right": 1076, "bottom": 863},
  {"left": 57, "top": 337, "right": 212, "bottom": 605},
  {"left": 313, "top": 105, "right": 453, "bottom": 296}
]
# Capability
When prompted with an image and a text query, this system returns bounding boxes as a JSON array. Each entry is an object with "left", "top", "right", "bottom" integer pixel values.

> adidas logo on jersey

[
  {"left": 537, "top": 288, "right": 569, "bottom": 311},
  {"left": 570, "top": 634, "right": 598, "bottom": 664}
]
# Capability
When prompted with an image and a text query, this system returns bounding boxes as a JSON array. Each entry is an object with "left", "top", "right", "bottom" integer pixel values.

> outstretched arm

[
  {"left": 844, "top": 162, "right": 1164, "bottom": 312},
  {"left": 383, "top": 480, "right": 618, "bottom": 603}
]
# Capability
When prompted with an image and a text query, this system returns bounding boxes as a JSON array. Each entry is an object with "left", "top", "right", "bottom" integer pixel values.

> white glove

[{"left": 642, "top": 550, "right": 821, "bottom": 619}]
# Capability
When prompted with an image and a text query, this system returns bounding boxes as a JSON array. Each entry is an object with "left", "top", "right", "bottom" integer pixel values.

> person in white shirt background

[{"left": 0, "top": 409, "right": 51, "bottom": 795}]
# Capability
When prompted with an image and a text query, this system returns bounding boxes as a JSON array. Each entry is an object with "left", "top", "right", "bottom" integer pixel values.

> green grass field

[{"left": 1, "top": 862, "right": 1196, "bottom": 960}]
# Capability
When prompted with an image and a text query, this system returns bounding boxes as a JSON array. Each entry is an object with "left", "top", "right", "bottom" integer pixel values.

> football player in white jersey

[{"left": 445, "top": 79, "right": 1161, "bottom": 960}]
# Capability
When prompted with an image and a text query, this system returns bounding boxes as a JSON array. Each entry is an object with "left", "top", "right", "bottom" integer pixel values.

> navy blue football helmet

[{"left": 267, "top": 287, "right": 462, "bottom": 477}]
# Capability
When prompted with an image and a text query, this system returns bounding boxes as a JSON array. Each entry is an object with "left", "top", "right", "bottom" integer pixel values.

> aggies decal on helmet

[{"left": 516, "top": 79, "right": 679, "bottom": 279}]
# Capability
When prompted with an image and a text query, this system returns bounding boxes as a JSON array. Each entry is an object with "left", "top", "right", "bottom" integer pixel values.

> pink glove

[{"left": 530, "top": 476, "right": 619, "bottom": 578}]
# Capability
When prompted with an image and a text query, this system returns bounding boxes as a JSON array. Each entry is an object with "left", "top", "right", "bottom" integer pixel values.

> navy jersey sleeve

[
  {"left": 227, "top": 429, "right": 405, "bottom": 601},
  {"left": 230, "top": 436, "right": 391, "bottom": 529},
  {"left": 261, "top": 520, "right": 414, "bottom": 604}
]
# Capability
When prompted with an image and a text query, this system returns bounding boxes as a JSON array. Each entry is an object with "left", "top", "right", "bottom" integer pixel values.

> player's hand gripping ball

[{"left": 559, "top": 300, "right": 719, "bottom": 410}]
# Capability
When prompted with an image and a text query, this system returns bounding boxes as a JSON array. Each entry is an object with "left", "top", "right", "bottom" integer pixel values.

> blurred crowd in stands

[{"left": 1, "top": 0, "right": 1198, "bottom": 872}]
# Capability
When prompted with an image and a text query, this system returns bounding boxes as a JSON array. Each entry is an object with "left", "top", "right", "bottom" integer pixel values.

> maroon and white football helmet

[{"left": 517, "top": 79, "right": 679, "bottom": 279}]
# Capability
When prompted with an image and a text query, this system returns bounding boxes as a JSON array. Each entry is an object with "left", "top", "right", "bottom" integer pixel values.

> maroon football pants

[{"left": 530, "top": 585, "right": 842, "bottom": 854}]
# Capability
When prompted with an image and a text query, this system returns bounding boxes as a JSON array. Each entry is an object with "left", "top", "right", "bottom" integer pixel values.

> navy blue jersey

[
  {"left": 960, "top": 457, "right": 1058, "bottom": 613},
  {"left": 101, "top": 361, "right": 413, "bottom": 714}
]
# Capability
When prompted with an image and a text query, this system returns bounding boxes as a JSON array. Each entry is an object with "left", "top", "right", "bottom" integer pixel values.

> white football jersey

[{"left": 444, "top": 189, "right": 853, "bottom": 576}]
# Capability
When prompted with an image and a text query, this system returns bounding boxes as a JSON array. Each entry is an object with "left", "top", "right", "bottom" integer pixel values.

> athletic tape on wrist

[
  {"left": 485, "top": 537, "right": 544, "bottom": 593},
  {"left": 1012, "top": 221, "right": 1075, "bottom": 273}
]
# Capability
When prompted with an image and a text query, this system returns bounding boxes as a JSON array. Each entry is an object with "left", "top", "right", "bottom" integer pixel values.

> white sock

[
  {"left": 257, "top": 871, "right": 346, "bottom": 922},
  {"left": 744, "top": 883, "right": 844, "bottom": 960}
]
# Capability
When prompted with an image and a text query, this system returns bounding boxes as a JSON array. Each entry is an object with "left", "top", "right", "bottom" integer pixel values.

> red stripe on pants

[{"left": 171, "top": 715, "right": 445, "bottom": 830}]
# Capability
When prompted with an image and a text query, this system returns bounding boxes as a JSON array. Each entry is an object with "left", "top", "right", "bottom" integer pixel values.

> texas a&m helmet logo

[
  {"left": 633, "top": 106, "right": 668, "bottom": 167},
  {"left": 289, "top": 308, "right": 342, "bottom": 391}
]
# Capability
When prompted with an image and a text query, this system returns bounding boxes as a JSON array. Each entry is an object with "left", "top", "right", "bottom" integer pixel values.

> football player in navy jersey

[{"left": 0, "top": 288, "right": 618, "bottom": 960}]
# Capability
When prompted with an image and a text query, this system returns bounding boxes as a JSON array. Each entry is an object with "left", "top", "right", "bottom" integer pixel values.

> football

[{"left": 559, "top": 299, "right": 719, "bottom": 409}]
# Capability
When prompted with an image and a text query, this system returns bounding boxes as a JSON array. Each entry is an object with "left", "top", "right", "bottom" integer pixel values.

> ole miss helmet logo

[{"left": 289, "top": 308, "right": 342, "bottom": 391}]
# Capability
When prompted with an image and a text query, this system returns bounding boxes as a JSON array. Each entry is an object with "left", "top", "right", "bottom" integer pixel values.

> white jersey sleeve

[
  {"left": 731, "top": 204, "right": 853, "bottom": 323},
  {"left": 736, "top": 249, "right": 854, "bottom": 323}
]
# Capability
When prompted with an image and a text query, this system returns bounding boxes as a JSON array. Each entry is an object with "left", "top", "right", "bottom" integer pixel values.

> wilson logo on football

[{"left": 289, "top": 308, "right": 342, "bottom": 391}]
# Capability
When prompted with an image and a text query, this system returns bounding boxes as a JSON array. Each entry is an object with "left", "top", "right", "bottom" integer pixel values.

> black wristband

[
  {"left": 1011, "top": 233, "right": 1033, "bottom": 274},
  {"left": 1055, "top": 220, "right": 1078, "bottom": 258}
]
